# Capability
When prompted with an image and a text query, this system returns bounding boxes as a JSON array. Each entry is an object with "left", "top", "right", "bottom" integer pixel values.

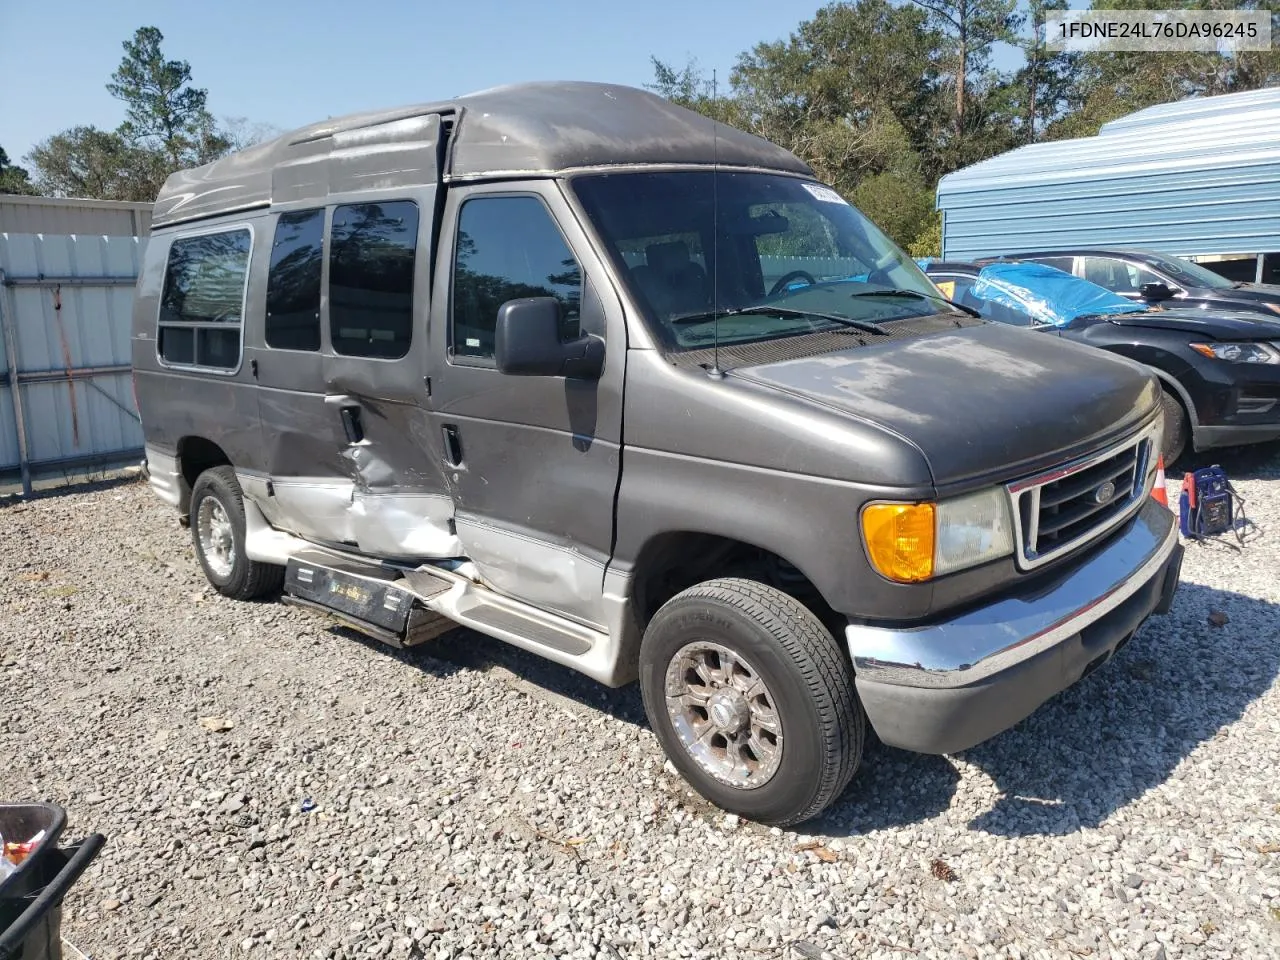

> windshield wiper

[
  {"left": 670, "top": 305, "right": 889, "bottom": 336},
  {"left": 848, "top": 288, "right": 981, "bottom": 318}
]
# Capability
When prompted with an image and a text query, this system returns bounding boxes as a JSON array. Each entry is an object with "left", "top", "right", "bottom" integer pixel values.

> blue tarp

[{"left": 971, "top": 262, "right": 1148, "bottom": 327}]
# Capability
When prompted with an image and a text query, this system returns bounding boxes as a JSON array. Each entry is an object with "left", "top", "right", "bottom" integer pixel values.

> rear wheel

[
  {"left": 1159, "top": 388, "right": 1189, "bottom": 465},
  {"left": 190, "top": 466, "right": 283, "bottom": 600},
  {"left": 639, "top": 577, "right": 864, "bottom": 827}
]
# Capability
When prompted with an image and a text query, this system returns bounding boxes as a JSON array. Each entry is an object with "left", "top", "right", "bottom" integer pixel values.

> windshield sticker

[{"left": 802, "top": 183, "right": 848, "bottom": 205}]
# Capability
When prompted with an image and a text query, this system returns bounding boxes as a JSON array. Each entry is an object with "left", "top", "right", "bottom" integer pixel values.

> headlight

[
  {"left": 1189, "top": 341, "right": 1280, "bottom": 364},
  {"left": 861, "top": 488, "right": 1015, "bottom": 583},
  {"left": 1264, "top": 303, "right": 1280, "bottom": 316}
]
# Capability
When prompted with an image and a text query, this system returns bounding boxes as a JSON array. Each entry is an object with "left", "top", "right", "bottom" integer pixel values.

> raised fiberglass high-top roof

[{"left": 151, "top": 81, "right": 813, "bottom": 228}]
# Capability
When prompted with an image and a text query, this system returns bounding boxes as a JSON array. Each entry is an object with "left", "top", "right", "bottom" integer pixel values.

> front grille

[{"left": 1008, "top": 431, "right": 1154, "bottom": 569}]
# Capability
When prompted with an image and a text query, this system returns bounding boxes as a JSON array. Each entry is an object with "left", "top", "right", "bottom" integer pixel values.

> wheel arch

[
  {"left": 626, "top": 530, "right": 841, "bottom": 636},
  {"left": 1147, "top": 368, "right": 1199, "bottom": 442},
  {"left": 175, "top": 435, "right": 233, "bottom": 513}
]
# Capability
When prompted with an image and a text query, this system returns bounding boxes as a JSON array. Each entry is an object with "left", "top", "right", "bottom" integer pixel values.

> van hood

[
  {"left": 1105, "top": 306, "right": 1280, "bottom": 339},
  {"left": 729, "top": 323, "right": 1157, "bottom": 487}
]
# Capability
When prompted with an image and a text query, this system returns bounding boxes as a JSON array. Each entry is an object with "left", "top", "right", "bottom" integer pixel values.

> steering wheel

[{"left": 769, "top": 270, "right": 818, "bottom": 297}]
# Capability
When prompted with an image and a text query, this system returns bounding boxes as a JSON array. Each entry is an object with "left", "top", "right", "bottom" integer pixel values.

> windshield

[
  {"left": 572, "top": 171, "right": 956, "bottom": 351},
  {"left": 1140, "top": 252, "right": 1235, "bottom": 289}
]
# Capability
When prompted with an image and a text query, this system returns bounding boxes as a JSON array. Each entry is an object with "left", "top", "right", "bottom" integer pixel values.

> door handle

[
  {"left": 442, "top": 424, "right": 463, "bottom": 466},
  {"left": 340, "top": 406, "right": 364, "bottom": 444},
  {"left": 324, "top": 394, "right": 365, "bottom": 444}
]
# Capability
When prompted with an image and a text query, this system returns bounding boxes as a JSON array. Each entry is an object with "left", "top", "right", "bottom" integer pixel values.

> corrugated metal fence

[
  {"left": 0, "top": 195, "right": 152, "bottom": 237},
  {"left": 0, "top": 233, "right": 143, "bottom": 495}
]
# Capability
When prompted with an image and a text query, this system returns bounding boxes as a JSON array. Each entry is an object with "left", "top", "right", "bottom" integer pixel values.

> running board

[
  {"left": 279, "top": 549, "right": 609, "bottom": 668},
  {"left": 402, "top": 566, "right": 603, "bottom": 658},
  {"left": 284, "top": 552, "right": 454, "bottom": 648}
]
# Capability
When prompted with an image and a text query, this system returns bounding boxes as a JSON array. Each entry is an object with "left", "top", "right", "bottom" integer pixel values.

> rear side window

[
  {"left": 452, "top": 196, "right": 582, "bottom": 360},
  {"left": 266, "top": 209, "right": 324, "bottom": 351},
  {"left": 329, "top": 201, "right": 419, "bottom": 359},
  {"left": 1034, "top": 256, "right": 1074, "bottom": 273},
  {"left": 158, "top": 228, "right": 251, "bottom": 371}
]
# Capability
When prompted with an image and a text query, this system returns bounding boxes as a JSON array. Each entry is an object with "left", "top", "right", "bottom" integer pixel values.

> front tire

[
  {"left": 1159, "top": 388, "right": 1189, "bottom": 465},
  {"left": 639, "top": 578, "right": 864, "bottom": 827},
  {"left": 190, "top": 466, "right": 284, "bottom": 600}
]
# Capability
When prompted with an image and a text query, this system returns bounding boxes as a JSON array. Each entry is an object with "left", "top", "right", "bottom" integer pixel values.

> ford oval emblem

[{"left": 1094, "top": 480, "right": 1117, "bottom": 505}]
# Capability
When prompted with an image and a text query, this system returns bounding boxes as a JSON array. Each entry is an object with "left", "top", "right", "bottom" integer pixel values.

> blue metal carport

[{"left": 936, "top": 86, "right": 1280, "bottom": 282}]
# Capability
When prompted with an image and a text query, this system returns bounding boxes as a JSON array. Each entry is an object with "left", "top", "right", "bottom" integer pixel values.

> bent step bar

[
  {"left": 254, "top": 503, "right": 612, "bottom": 670},
  {"left": 283, "top": 550, "right": 455, "bottom": 648}
]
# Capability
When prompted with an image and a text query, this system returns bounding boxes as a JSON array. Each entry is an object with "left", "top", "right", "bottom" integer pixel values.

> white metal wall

[
  {"left": 0, "top": 233, "right": 144, "bottom": 494},
  {"left": 0, "top": 195, "right": 152, "bottom": 237}
]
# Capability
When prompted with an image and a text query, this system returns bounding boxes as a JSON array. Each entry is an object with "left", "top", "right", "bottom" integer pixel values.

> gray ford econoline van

[{"left": 133, "top": 81, "right": 1183, "bottom": 826}]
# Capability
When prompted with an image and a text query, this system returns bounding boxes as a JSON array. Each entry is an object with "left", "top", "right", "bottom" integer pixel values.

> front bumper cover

[{"left": 847, "top": 498, "right": 1182, "bottom": 754}]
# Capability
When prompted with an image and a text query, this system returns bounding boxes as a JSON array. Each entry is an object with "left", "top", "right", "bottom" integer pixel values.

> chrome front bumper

[{"left": 847, "top": 498, "right": 1181, "bottom": 753}]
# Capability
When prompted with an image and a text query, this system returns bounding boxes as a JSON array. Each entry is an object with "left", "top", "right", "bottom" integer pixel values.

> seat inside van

[{"left": 629, "top": 240, "right": 710, "bottom": 318}]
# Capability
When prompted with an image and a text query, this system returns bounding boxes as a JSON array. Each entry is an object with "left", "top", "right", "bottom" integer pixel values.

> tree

[
  {"left": 853, "top": 171, "right": 937, "bottom": 251},
  {"left": 1049, "top": 0, "right": 1280, "bottom": 139},
  {"left": 645, "top": 57, "right": 741, "bottom": 124},
  {"left": 0, "top": 146, "right": 37, "bottom": 195},
  {"left": 730, "top": 0, "right": 944, "bottom": 158},
  {"left": 26, "top": 26, "right": 259, "bottom": 200},
  {"left": 25, "top": 127, "right": 160, "bottom": 201},
  {"left": 221, "top": 116, "right": 284, "bottom": 152},
  {"left": 645, "top": 2, "right": 952, "bottom": 249},
  {"left": 1012, "top": 0, "right": 1076, "bottom": 140},
  {"left": 106, "top": 26, "right": 229, "bottom": 166},
  {"left": 908, "top": 0, "right": 1020, "bottom": 133}
]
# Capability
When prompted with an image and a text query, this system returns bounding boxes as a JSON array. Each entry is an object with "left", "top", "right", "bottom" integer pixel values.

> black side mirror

[
  {"left": 494, "top": 297, "right": 604, "bottom": 380},
  {"left": 1139, "top": 282, "right": 1174, "bottom": 301}
]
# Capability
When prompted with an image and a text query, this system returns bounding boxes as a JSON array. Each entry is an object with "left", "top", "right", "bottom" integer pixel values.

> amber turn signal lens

[{"left": 861, "top": 502, "right": 936, "bottom": 583}]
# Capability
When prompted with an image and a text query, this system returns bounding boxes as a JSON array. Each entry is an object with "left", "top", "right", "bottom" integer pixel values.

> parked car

[
  {"left": 133, "top": 81, "right": 1182, "bottom": 826},
  {"left": 1005, "top": 248, "right": 1280, "bottom": 316},
  {"left": 924, "top": 259, "right": 1280, "bottom": 462}
]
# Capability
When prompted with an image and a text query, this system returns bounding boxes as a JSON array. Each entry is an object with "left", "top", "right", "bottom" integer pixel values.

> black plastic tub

[{"left": 0, "top": 804, "right": 105, "bottom": 960}]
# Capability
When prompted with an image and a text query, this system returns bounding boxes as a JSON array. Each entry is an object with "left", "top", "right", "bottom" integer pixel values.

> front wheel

[
  {"left": 190, "top": 466, "right": 284, "bottom": 600},
  {"left": 1159, "top": 388, "right": 1189, "bottom": 465},
  {"left": 639, "top": 578, "right": 864, "bottom": 827}
]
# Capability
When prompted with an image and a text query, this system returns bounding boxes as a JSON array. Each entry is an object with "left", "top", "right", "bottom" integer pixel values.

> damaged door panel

[
  {"left": 251, "top": 205, "right": 356, "bottom": 545},
  {"left": 319, "top": 195, "right": 460, "bottom": 559},
  {"left": 426, "top": 181, "right": 626, "bottom": 627}
]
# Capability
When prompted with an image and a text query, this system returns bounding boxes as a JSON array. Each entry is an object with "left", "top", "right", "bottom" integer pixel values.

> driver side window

[{"left": 451, "top": 196, "right": 582, "bottom": 360}]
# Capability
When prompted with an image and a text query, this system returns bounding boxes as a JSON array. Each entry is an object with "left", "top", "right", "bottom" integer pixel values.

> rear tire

[
  {"left": 1159, "top": 388, "right": 1189, "bottom": 465},
  {"left": 639, "top": 577, "right": 864, "bottom": 827},
  {"left": 190, "top": 466, "right": 284, "bottom": 600}
]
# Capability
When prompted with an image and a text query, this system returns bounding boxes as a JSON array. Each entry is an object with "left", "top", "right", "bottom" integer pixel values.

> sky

[{"left": 0, "top": 0, "right": 824, "bottom": 164}]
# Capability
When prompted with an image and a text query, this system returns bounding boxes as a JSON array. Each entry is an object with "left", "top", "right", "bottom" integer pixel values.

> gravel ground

[{"left": 3, "top": 445, "right": 1280, "bottom": 960}]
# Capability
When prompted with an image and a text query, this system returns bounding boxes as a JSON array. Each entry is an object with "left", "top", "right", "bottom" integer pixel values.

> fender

[{"left": 1148, "top": 366, "right": 1200, "bottom": 437}]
